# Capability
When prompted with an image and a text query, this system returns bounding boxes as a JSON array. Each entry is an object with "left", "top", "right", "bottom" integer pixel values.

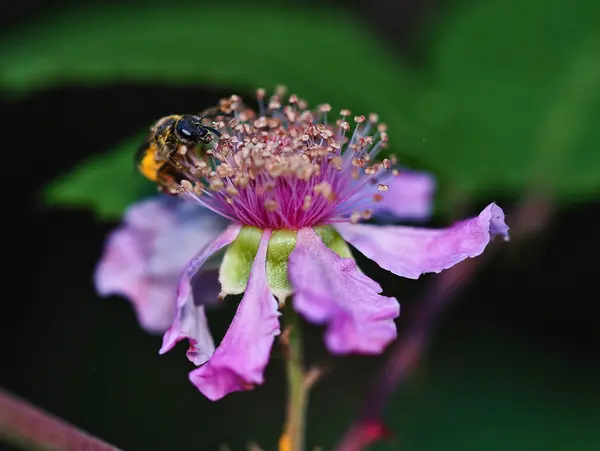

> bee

[{"left": 137, "top": 110, "right": 226, "bottom": 192}]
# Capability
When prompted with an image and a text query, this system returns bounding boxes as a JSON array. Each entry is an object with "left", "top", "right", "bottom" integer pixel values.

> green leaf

[
  {"left": 1, "top": 1, "right": 438, "bottom": 218},
  {"left": 8, "top": 0, "right": 600, "bottom": 219},
  {"left": 44, "top": 135, "right": 156, "bottom": 219},
  {"left": 426, "top": 0, "right": 600, "bottom": 201},
  {"left": 0, "top": 1, "right": 429, "bottom": 152}
]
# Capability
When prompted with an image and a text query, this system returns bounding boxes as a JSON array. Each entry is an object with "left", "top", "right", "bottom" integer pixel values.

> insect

[{"left": 137, "top": 109, "right": 227, "bottom": 192}]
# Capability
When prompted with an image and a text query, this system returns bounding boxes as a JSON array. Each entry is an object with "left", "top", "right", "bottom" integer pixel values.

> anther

[
  {"left": 314, "top": 181, "right": 335, "bottom": 201},
  {"left": 180, "top": 179, "right": 193, "bottom": 191},
  {"left": 331, "top": 156, "right": 343, "bottom": 171},
  {"left": 264, "top": 199, "right": 278, "bottom": 212},
  {"left": 226, "top": 185, "right": 239, "bottom": 196},
  {"left": 209, "top": 178, "right": 224, "bottom": 191},
  {"left": 302, "top": 195, "right": 312, "bottom": 211},
  {"left": 275, "top": 85, "right": 287, "bottom": 97},
  {"left": 352, "top": 157, "right": 365, "bottom": 168},
  {"left": 193, "top": 182, "right": 204, "bottom": 196}
]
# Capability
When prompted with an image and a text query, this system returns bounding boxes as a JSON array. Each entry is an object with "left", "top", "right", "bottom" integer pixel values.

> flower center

[
  {"left": 173, "top": 88, "right": 398, "bottom": 229},
  {"left": 218, "top": 225, "right": 352, "bottom": 302}
]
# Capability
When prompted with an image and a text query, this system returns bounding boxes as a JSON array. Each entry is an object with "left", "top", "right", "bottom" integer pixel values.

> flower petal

[
  {"left": 373, "top": 170, "right": 436, "bottom": 221},
  {"left": 289, "top": 227, "right": 399, "bottom": 354},
  {"left": 336, "top": 202, "right": 509, "bottom": 279},
  {"left": 160, "top": 224, "right": 241, "bottom": 365},
  {"left": 189, "top": 230, "right": 281, "bottom": 401},
  {"left": 94, "top": 196, "right": 227, "bottom": 332}
]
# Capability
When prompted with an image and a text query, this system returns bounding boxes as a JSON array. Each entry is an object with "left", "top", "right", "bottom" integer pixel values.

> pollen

[
  {"left": 264, "top": 199, "right": 279, "bottom": 212},
  {"left": 331, "top": 156, "right": 343, "bottom": 171},
  {"left": 313, "top": 181, "right": 335, "bottom": 201},
  {"left": 226, "top": 185, "right": 239, "bottom": 196},
  {"left": 180, "top": 179, "right": 193, "bottom": 191},
  {"left": 193, "top": 182, "right": 205, "bottom": 196},
  {"left": 350, "top": 211, "right": 362, "bottom": 224},
  {"left": 302, "top": 195, "right": 313, "bottom": 211},
  {"left": 157, "top": 89, "right": 397, "bottom": 229}
]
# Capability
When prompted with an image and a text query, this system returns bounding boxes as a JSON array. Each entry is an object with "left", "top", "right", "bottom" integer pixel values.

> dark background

[{"left": 2, "top": 1, "right": 599, "bottom": 450}]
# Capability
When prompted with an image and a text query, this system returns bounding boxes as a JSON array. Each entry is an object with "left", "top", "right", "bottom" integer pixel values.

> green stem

[{"left": 280, "top": 306, "right": 307, "bottom": 451}]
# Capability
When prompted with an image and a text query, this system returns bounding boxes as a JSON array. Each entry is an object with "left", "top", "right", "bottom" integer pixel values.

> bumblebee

[{"left": 137, "top": 110, "right": 225, "bottom": 191}]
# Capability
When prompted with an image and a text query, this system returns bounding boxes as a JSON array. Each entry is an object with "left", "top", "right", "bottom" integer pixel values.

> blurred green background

[{"left": 1, "top": 0, "right": 599, "bottom": 449}]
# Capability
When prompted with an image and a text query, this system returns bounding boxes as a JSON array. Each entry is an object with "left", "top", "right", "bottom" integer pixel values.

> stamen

[
  {"left": 149, "top": 88, "right": 397, "bottom": 229},
  {"left": 302, "top": 195, "right": 313, "bottom": 211},
  {"left": 193, "top": 182, "right": 205, "bottom": 196},
  {"left": 313, "top": 181, "right": 335, "bottom": 202},
  {"left": 180, "top": 179, "right": 193, "bottom": 191},
  {"left": 264, "top": 199, "right": 278, "bottom": 212}
]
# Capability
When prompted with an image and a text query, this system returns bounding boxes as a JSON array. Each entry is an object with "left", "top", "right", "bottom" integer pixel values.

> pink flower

[{"left": 95, "top": 90, "right": 508, "bottom": 400}]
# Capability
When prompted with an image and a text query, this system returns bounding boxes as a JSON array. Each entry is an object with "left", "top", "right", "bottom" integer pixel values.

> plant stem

[
  {"left": 0, "top": 388, "right": 122, "bottom": 451},
  {"left": 279, "top": 306, "right": 308, "bottom": 451}
]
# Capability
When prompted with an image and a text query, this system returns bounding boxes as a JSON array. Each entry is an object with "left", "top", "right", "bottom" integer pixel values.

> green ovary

[{"left": 218, "top": 226, "right": 352, "bottom": 302}]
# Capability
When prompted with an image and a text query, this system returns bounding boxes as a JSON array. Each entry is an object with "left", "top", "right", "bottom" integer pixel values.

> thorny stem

[
  {"left": 279, "top": 306, "right": 308, "bottom": 451},
  {"left": 0, "top": 388, "right": 122, "bottom": 451},
  {"left": 334, "top": 196, "right": 554, "bottom": 451}
]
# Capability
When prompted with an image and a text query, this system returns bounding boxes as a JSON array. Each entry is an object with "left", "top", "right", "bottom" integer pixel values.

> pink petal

[
  {"left": 160, "top": 224, "right": 241, "bottom": 365},
  {"left": 336, "top": 202, "right": 509, "bottom": 279},
  {"left": 189, "top": 230, "right": 281, "bottom": 401},
  {"left": 94, "top": 197, "right": 227, "bottom": 332},
  {"left": 373, "top": 170, "right": 436, "bottom": 221},
  {"left": 288, "top": 228, "right": 399, "bottom": 355}
]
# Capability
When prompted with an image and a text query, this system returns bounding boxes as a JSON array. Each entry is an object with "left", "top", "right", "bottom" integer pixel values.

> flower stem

[
  {"left": 0, "top": 388, "right": 122, "bottom": 451},
  {"left": 279, "top": 306, "right": 308, "bottom": 451}
]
